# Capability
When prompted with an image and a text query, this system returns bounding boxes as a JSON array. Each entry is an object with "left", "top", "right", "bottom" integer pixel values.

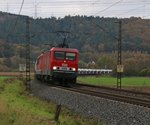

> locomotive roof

[
  {"left": 50, "top": 47, "right": 78, "bottom": 52},
  {"left": 37, "top": 47, "right": 78, "bottom": 59}
]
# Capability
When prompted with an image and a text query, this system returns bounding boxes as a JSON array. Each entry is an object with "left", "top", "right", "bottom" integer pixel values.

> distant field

[{"left": 78, "top": 76, "right": 150, "bottom": 87}]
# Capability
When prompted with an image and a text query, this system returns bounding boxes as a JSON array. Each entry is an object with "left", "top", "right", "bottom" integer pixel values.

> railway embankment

[{"left": 30, "top": 80, "right": 150, "bottom": 125}]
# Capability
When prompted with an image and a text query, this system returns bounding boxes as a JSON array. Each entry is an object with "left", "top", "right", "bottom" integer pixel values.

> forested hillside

[{"left": 0, "top": 11, "right": 150, "bottom": 76}]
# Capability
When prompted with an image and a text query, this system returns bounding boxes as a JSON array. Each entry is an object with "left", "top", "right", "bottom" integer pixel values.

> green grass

[
  {"left": 0, "top": 76, "right": 8, "bottom": 83},
  {"left": 0, "top": 77, "right": 56, "bottom": 125},
  {"left": 78, "top": 76, "right": 150, "bottom": 87},
  {"left": 0, "top": 77, "right": 103, "bottom": 125}
]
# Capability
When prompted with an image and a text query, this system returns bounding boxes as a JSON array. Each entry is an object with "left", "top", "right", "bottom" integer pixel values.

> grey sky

[{"left": 0, "top": 0, "right": 150, "bottom": 18}]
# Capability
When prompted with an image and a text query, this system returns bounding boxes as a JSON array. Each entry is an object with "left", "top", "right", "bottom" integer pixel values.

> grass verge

[{"left": 0, "top": 77, "right": 103, "bottom": 125}]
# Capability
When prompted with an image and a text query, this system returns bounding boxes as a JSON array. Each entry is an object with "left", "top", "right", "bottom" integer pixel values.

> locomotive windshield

[
  {"left": 54, "top": 52, "right": 65, "bottom": 59},
  {"left": 66, "top": 53, "right": 76, "bottom": 60},
  {"left": 54, "top": 51, "right": 76, "bottom": 60}
]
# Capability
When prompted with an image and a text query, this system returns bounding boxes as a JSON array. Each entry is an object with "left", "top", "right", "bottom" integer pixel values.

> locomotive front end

[{"left": 51, "top": 48, "right": 79, "bottom": 83}]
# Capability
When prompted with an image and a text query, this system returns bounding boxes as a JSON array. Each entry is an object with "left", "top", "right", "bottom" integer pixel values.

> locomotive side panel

[
  {"left": 35, "top": 54, "right": 44, "bottom": 79},
  {"left": 46, "top": 51, "right": 52, "bottom": 76}
]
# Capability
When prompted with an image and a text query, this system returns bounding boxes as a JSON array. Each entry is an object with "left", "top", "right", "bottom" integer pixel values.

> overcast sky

[{"left": 0, "top": 0, "right": 150, "bottom": 19}]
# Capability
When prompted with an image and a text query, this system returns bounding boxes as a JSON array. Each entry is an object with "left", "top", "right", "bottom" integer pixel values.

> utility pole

[
  {"left": 117, "top": 20, "right": 123, "bottom": 89},
  {"left": 34, "top": 4, "right": 37, "bottom": 19},
  {"left": 26, "top": 17, "right": 30, "bottom": 90},
  {"left": 7, "top": 3, "right": 9, "bottom": 12}
]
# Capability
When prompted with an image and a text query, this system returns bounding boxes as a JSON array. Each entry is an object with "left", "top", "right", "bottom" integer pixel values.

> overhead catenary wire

[
  {"left": 2, "top": 0, "right": 149, "bottom": 40},
  {"left": 0, "top": 1, "right": 150, "bottom": 5},
  {"left": 93, "top": 0, "right": 123, "bottom": 16},
  {"left": 0, "top": 0, "right": 149, "bottom": 18},
  {"left": 6, "top": 0, "right": 25, "bottom": 41},
  {"left": 89, "top": 0, "right": 149, "bottom": 40},
  {"left": 4, "top": 0, "right": 25, "bottom": 72},
  {"left": 84, "top": 0, "right": 122, "bottom": 40}
]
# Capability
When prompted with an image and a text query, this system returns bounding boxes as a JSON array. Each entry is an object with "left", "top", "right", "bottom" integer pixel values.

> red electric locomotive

[{"left": 35, "top": 47, "right": 79, "bottom": 84}]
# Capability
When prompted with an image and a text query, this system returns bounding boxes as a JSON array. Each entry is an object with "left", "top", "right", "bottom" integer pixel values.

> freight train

[{"left": 35, "top": 47, "right": 79, "bottom": 85}]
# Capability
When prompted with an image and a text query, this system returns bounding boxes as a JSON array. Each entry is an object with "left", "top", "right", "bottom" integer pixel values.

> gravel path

[{"left": 30, "top": 80, "right": 150, "bottom": 125}]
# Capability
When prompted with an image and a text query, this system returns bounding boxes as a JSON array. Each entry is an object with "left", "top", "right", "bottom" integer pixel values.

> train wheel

[
  {"left": 42, "top": 75, "right": 45, "bottom": 83},
  {"left": 69, "top": 78, "right": 76, "bottom": 87},
  {"left": 59, "top": 78, "right": 66, "bottom": 86},
  {"left": 73, "top": 78, "right": 77, "bottom": 84}
]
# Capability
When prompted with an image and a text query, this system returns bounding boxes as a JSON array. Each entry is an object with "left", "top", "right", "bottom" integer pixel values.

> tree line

[{"left": 0, "top": 12, "right": 150, "bottom": 76}]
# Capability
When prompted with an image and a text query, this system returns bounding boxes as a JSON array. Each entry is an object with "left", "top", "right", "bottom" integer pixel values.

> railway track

[
  {"left": 46, "top": 82, "right": 150, "bottom": 108},
  {"left": 76, "top": 83, "right": 150, "bottom": 100}
]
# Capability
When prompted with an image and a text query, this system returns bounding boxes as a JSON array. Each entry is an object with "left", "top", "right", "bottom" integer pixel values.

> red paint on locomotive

[{"left": 35, "top": 47, "right": 79, "bottom": 83}]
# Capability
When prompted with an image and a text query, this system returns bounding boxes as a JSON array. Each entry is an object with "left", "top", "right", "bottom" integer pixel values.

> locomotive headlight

[
  {"left": 53, "top": 66, "right": 57, "bottom": 70},
  {"left": 72, "top": 68, "right": 76, "bottom": 71}
]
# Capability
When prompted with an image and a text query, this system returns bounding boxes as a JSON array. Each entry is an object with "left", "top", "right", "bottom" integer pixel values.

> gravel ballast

[{"left": 30, "top": 80, "right": 150, "bottom": 125}]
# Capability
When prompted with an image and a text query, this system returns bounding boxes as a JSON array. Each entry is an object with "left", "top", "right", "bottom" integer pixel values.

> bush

[{"left": 139, "top": 68, "right": 150, "bottom": 76}]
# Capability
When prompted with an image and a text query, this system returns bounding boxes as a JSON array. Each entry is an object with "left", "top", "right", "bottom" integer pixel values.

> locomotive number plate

[
  {"left": 61, "top": 67, "right": 68, "bottom": 70},
  {"left": 61, "top": 63, "right": 68, "bottom": 70}
]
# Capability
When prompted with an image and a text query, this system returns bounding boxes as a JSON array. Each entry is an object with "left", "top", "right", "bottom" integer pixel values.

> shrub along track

[{"left": 45, "top": 82, "right": 150, "bottom": 108}]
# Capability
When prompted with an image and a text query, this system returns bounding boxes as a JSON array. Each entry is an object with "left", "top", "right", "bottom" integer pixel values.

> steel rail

[
  {"left": 40, "top": 81, "right": 150, "bottom": 108},
  {"left": 76, "top": 83, "right": 150, "bottom": 99},
  {"left": 60, "top": 86, "right": 150, "bottom": 108}
]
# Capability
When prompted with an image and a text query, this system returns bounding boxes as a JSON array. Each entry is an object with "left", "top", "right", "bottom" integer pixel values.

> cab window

[
  {"left": 66, "top": 52, "right": 76, "bottom": 60},
  {"left": 54, "top": 51, "right": 76, "bottom": 60},
  {"left": 54, "top": 52, "right": 65, "bottom": 59}
]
